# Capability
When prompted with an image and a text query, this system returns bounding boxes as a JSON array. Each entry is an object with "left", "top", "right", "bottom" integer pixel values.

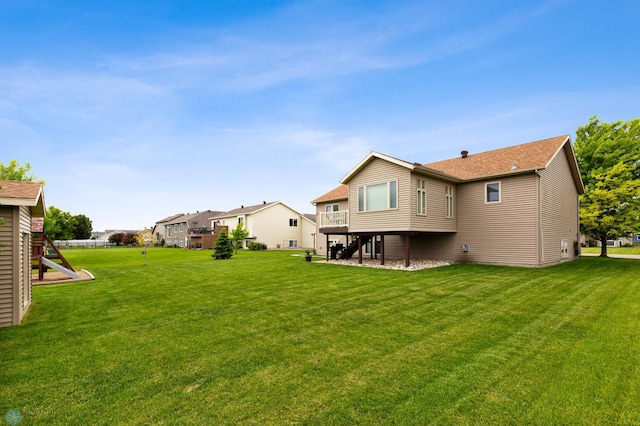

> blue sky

[{"left": 2, "top": 0, "right": 638, "bottom": 231}]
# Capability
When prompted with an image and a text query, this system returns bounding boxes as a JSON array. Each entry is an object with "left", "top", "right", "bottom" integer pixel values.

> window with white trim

[
  {"left": 288, "top": 240, "right": 298, "bottom": 248},
  {"left": 417, "top": 179, "right": 427, "bottom": 216},
  {"left": 325, "top": 204, "right": 340, "bottom": 212},
  {"left": 167, "top": 225, "right": 172, "bottom": 237},
  {"left": 357, "top": 180, "right": 398, "bottom": 212},
  {"left": 485, "top": 181, "right": 501, "bottom": 203},
  {"left": 445, "top": 186, "right": 454, "bottom": 218},
  {"left": 289, "top": 218, "right": 298, "bottom": 227},
  {"left": 238, "top": 217, "right": 244, "bottom": 225}
]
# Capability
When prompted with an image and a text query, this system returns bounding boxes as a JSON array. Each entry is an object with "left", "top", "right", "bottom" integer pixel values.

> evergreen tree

[{"left": 212, "top": 229, "right": 234, "bottom": 260}]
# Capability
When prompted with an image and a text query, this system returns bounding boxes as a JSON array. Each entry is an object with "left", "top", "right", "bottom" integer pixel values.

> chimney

[{"left": 461, "top": 150, "right": 468, "bottom": 158}]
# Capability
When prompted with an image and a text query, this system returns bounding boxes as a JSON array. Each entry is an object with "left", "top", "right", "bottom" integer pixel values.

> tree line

[{"left": 0, "top": 160, "right": 93, "bottom": 240}]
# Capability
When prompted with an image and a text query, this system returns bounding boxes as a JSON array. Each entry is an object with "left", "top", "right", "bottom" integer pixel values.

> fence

[{"left": 53, "top": 239, "right": 111, "bottom": 249}]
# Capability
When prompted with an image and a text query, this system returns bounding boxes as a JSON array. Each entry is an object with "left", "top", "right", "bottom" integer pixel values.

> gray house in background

[
  {"left": 313, "top": 135, "right": 584, "bottom": 268},
  {"left": 0, "top": 180, "right": 45, "bottom": 327},
  {"left": 154, "top": 210, "right": 224, "bottom": 248}
]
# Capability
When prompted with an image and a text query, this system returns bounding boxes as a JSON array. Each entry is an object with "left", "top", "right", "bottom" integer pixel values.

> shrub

[{"left": 248, "top": 241, "right": 267, "bottom": 251}]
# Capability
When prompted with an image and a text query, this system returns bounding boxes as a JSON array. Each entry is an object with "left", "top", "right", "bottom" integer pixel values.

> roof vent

[
  {"left": 461, "top": 150, "right": 469, "bottom": 158},
  {"left": 241, "top": 205, "right": 244, "bottom": 208},
  {"left": 511, "top": 162, "right": 518, "bottom": 170},
  {"left": 263, "top": 201, "right": 266, "bottom": 204}
]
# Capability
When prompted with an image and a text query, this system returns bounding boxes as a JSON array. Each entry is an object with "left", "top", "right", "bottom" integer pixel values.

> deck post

[
  {"left": 405, "top": 234, "right": 411, "bottom": 267},
  {"left": 358, "top": 235, "right": 363, "bottom": 264},
  {"left": 326, "top": 233, "right": 330, "bottom": 261},
  {"left": 380, "top": 235, "right": 385, "bottom": 266}
]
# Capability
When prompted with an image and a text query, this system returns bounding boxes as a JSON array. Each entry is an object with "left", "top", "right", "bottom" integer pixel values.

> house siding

[
  {"left": 539, "top": 148, "right": 580, "bottom": 266},
  {"left": 348, "top": 158, "right": 412, "bottom": 232},
  {"left": 250, "top": 204, "right": 311, "bottom": 249},
  {"left": 453, "top": 174, "right": 540, "bottom": 266},
  {"left": 0, "top": 206, "right": 15, "bottom": 327},
  {"left": 409, "top": 173, "right": 457, "bottom": 232}
]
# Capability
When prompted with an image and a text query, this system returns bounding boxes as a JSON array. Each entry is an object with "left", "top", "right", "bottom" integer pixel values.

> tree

[
  {"left": 44, "top": 206, "right": 74, "bottom": 240},
  {"left": 122, "top": 232, "right": 138, "bottom": 246},
  {"left": 230, "top": 223, "right": 249, "bottom": 253},
  {"left": 71, "top": 214, "right": 93, "bottom": 239},
  {"left": 0, "top": 160, "right": 44, "bottom": 183},
  {"left": 212, "top": 229, "right": 233, "bottom": 260},
  {"left": 109, "top": 232, "right": 124, "bottom": 246},
  {"left": 136, "top": 228, "right": 154, "bottom": 265},
  {"left": 575, "top": 115, "right": 640, "bottom": 256}
]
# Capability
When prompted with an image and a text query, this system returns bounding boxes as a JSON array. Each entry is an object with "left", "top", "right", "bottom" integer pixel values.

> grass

[
  {"left": 1, "top": 248, "right": 639, "bottom": 425},
  {"left": 581, "top": 246, "right": 640, "bottom": 255}
]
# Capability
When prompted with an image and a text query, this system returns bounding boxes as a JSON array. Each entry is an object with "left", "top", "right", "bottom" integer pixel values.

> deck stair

[{"left": 339, "top": 235, "right": 373, "bottom": 260}]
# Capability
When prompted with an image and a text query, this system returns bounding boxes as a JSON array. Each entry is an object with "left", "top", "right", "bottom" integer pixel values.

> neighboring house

[
  {"left": 160, "top": 210, "right": 224, "bottom": 249},
  {"left": 210, "top": 201, "right": 316, "bottom": 249},
  {"left": 313, "top": 135, "right": 584, "bottom": 268},
  {"left": 0, "top": 180, "right": 45, "bottom": 327},
  {"left": 152, "top": 213, "right": 184, "bottom": 245}
]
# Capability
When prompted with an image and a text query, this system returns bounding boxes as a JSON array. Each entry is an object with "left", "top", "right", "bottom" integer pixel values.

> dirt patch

[{"left": 33, "top": 269, "right": 95, "bottom": 286}]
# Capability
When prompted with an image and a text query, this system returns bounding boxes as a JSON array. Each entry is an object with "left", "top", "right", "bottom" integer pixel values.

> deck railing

[{"left": 319, "top": 210, "right": 349, "bottom": 228}]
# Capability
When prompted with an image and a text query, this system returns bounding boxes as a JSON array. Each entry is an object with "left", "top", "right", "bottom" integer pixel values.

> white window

[
  {"left": 485, "top": 181, "right": 501, "bottom": 203},
  {"left": 238, "top": 217, "right": 244, "bottom": 225},
  {"left": 417, "top": 179, "right": 427, "bottom": 216},
  {"left": 357, "top": 181, "right": 398, "bottom": 212},
  {"left": 288, "top": 240, "right": 298, "bottom": 248},
  {"left": 561, "top": 239, "right": 569, "bottom": 258},
  {"left": 179, "top": 223, "right": 184, "bottom": 232},
  {"left": 167, "top": 225, "right": 172, "bottom": 237},
  {"left": 445, "top": 186, "right": 454, "bottom": 218},
  {"left": 289, "top": 218, "right": 298, "bottom": 227},
  {"left": 325, "top": 204, "right": 339, "bottom": 212}
]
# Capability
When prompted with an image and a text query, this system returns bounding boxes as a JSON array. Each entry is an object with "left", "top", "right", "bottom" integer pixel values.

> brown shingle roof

[
  {"left": 424, "top": 135, "right": 570, "bottom": 180},
  {"left": 311, "top": 184, "right": 348, "bottom": 204},
  {"left": 0, "top": 179, "right": 42, "bottom": 200},
  {"left": 210, "top": 201, "right": 279, "bottom": 219}
]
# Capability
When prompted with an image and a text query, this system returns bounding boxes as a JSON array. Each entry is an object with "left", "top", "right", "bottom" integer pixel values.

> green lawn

[
  {"left": 1, "top": 248, "right": 639, "bottom": 425},
  {"left": 582, "top": 246, "right": 640, "bottom": 255}
]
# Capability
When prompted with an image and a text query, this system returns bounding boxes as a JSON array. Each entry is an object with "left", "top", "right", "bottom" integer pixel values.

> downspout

[{"left": 535, "top": 169, "right": 543, "bottom": 264}]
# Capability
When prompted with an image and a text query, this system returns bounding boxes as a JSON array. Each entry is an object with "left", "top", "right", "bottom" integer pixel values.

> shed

[{"left": 0, "top": 180, "right": 45, "bottom": 327}]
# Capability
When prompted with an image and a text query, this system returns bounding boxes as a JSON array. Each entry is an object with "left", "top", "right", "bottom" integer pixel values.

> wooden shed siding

[
  {"left": 0, "top": 206, "right": 15, "bottom": 327},
  {"left": 19, "top": 206, "right": 32, "bottom": 319},
  {"left": 348, "top": 158, "right": 411, "bottom": 232},
  {"left": 409, "top": 174, "right": 457, "bottom": 232},
  {"left": 539, "top": 149, "right": 580, "bottom": 266},
  {"left": 452, "top": 174, "right": 540, "bottom": 266}
]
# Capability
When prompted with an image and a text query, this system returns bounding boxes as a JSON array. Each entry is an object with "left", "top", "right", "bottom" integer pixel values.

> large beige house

[
  {"left": 210, "top": 201, "right": 316, "bottom": 250},
  {"left": 0, "top": 180, "right": 45, "bottom": 327},
  {"left": 312, "top": 135, "right": 584, "bottom": 268}
]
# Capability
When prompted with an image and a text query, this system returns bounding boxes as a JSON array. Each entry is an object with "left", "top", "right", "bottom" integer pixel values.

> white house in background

[{"left": 210, "top": 201, "right": 316, "bottom": 250}]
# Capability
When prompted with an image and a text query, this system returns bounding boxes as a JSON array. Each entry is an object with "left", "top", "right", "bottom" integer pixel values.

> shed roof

[{"left": 0, "top": 180, "right": 45, "bottom": 216}]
